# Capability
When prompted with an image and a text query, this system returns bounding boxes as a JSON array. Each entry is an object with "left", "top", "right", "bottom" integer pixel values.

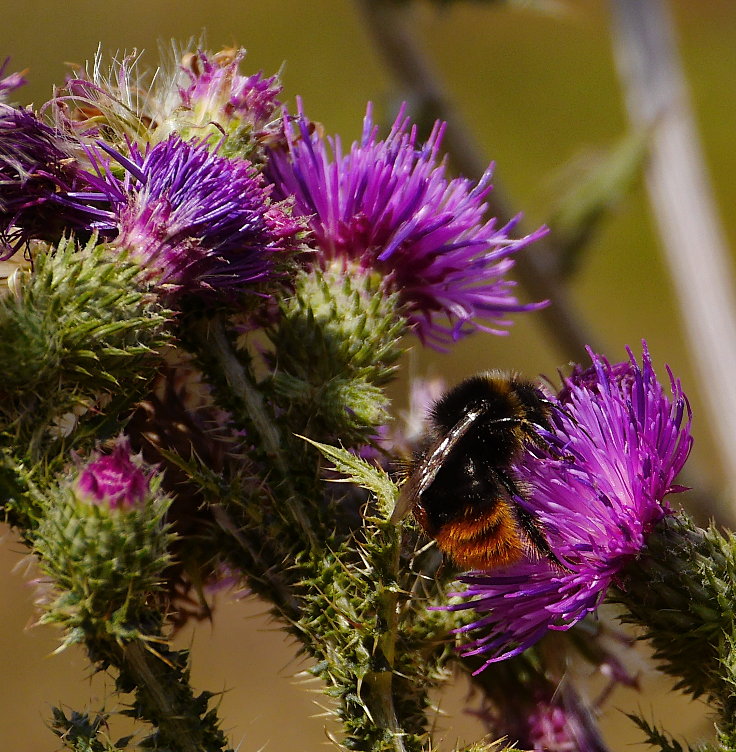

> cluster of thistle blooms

[
  {"left": 0, "top": 45, "right": 691, "bottom": 650},
  {"left": 0, "top": 47, "right": 703, "bottom": 749},
  {"left": 0, "top": 49, "right": 543, "bottom": 340}
]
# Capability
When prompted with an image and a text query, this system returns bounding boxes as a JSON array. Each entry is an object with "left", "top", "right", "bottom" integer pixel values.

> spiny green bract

[
  {"left": 268, "top": 263, "right": 406, "bottom": 444},
  {"left": 49, "top": 708, "right": 123, "bottom": 752},
  {"left": 298, "top": 528, "right": 464, "bottom": 752},
  {"left": 0, "top": 237, "right": 171, "bottom": 447},
  {"left": 32, "top": 474, "right": 173, "bottom": 650},
  {"left": 615, "top": 514, "right": 736, "bottom": 741},
  {"left": 294, "top": 443, "right": 462, "bottom": 752},
  {"left": 178, "top": 117, "right": 264, "bottom": 163}
]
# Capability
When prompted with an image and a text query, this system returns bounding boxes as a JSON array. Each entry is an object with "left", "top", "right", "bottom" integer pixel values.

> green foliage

[
  {"left": 269, "top": 263, "right": 406, "bottom": 444},
  {"left": 0, "top": 237, "right": 171, "bottom": 467},
  {"left": 33, "top": 462, "right": 232, "bottom": 752},
  {"left": 0, "top": 237, "right": 172, "bottom": 530},
  {"left": 615, "top": 514, "right": 736, "bottom": 741},
  {"left": 0, "top": 237, "right": 168, "bottom": 398},
  {"left": 299, "top": 437, "right": 398, "bottom": 516},
  {"left": 117, "top": 642, "right": 233, "bottom": 752},
  {"left": 714, "top": 727, "right": 736, "bottom": 752},
  {"left": 49, "top": 708, "right": 122, "bottom": 752},
  {"left": 454, "top": 742, "right": 519, "bottom": 752},
  {"left": 626, "top": 713, "right": 701, "bottom": 752},
  {"left": 299, "top": 439, "right": 464, "bottom": 752}
]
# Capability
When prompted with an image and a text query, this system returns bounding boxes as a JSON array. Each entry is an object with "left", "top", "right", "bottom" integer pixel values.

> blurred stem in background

[
  {"left": 358, "top": 0, "right": 736, "bottom": 524},
  {"left": 608, "top": 0, "right": 736, "bottom": 511},
  {"left": 355, "top": 0, "right": 598, "bottom": 364}
]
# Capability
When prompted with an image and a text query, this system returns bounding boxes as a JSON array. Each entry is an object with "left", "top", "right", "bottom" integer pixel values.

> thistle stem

[
  {"left": 364, "top": 523, "right": 406, "bottom": 752},
  {"left": 211, "top": 504, "right": 302, "bottom": 621},
  {"left": 197, "top": 314, "right": 318, "bottom": 549},
  {"left": 208, "top": 315, "right": 285, "bottom": 471},
  {"left": 121, "top": 640, "right": 232, "bottom": 752}
]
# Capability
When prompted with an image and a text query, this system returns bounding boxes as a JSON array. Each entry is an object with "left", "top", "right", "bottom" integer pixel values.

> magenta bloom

[
  {"left": 524, "top": 698, "right": 593, "bottom": 752},
  {"left": 81, "top": 135, "right": 301, "bottom": 295},
  {"left": 266, "top": 103, "right": 546, "bottom": 347},
  {"left": 449, "top": 343, "right": 692, "bottom": 670},
  {"left": 76, "top": 438, "right": 150, "bottom": 509},
  {"left": 502, "top": 688, "right": 609, "bottom": 752}
]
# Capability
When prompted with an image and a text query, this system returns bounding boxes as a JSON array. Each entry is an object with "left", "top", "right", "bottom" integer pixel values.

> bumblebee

[{"left": 392, "top": 372, "right": 561, "bottom": 570}]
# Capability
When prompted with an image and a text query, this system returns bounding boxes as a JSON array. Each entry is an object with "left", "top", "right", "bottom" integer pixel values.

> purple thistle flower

[
  {"left": 0, "top": 58, "right": 26, "bottom": 102},
  {"left": 266, "top": 103, "right": 546, "bottom": 347},
  {"left": 179, "top": 48, "right": 282, "bottom": 133},
  {"left": 447, "top": 343, "right": 692, "bottom": 670},
  {"left": 0, "top": 105, "right": 97, "bottom": 255},
  {"left": 80, "top": 135, "right": 302, "bottom": 295},
  {"left": 519, "top": 686, "right": 610, "bottom": 752},
  {"left": 480, "top": 685, "right": 609, "bottom": 752},
  {"left": 76, "top": 437, "right": 151, "bottom": 509}
]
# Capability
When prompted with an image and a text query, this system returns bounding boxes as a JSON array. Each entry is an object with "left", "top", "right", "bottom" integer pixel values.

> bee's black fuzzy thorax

[
  {"left": 399, "top": 371, "right": 561, "bottom": 570},
  {"left": 431, "top": 373, "right": 551, "bottom": 439}
]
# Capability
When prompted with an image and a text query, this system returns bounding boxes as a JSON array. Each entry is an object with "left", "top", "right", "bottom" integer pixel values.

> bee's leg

[
  {"left": 484, "top": 415, "right": 572, "bottom": 461},
  {"left": 512, "top": 502, "right": 569, "bottom": 571},
  {"left": 520, "top": 420, "right": 576, "bottom": 463}
]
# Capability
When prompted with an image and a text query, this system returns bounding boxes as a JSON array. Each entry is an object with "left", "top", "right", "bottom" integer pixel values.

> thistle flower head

[
  {"left": 178, "top": 49, "right": 282, "bottom": 144},
  {"left": 520, "top": 686, "right": 610, "bottom": 752},
  {"left": 0, "top": 105, "right": 95, "bottom": 254},
  {"left": 47, "top": 49, "right": 169, "bottom": 150},
  {"left": 50, "top": 46, "right": 282, "bottom": 161},
  {"left": 266, "top": 102, "right": 546, "bottom": 347},
  {"left": 82, "top": 135, "right": 302, "bottom": 296},
  {"left": 478, "top": 685, "right": 608, "bottom": 752},
  {"left": 76, "top": 437, "right": 151, "bottom": 509},
  {"left": 449, "top": 343, "right": 693, "bottom": 669}
]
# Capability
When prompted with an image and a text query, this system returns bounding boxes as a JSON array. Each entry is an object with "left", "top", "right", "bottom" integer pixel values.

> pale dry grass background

[{"left": 0, "top": 537, "right": 716, "bottom": 751}]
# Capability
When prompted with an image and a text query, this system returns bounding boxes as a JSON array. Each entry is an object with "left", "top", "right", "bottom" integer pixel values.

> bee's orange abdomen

[{"left": 433, "top": 500, "right": 524, "bottom": 570}]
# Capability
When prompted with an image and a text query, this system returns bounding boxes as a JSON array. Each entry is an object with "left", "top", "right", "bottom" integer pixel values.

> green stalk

[
  {"left": 363, "top": 521, "right": 406, "bottom": 752},
  {"left": 192, "top": 313, "right": 318, "bottom": 549},
  {"left": 119, "top": 640, "right": 232, "bottom": 752},
  {"left": 208, "top": 316, "right": 284, "bottom": 471}
]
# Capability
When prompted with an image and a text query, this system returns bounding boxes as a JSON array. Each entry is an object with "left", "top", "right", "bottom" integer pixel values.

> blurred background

[{"left": 1, "top": 0, "right": 734, "bottom": 748}]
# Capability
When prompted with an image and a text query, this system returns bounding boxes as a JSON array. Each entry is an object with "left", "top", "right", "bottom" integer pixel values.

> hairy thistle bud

[
  {"left": 0, "top": 237, "right": 170, "bottom": 460},
  {"left": 33, "top": 439, "right": 173, "bottom": 651},
  {"left": 175, "top": 48, "right": 283, "bottom": 161},
  {"left": 613, "top": 514, "right": 736, "bottom": 720},
  {"left": 268, "top": 262, "right": 406, "bottom": 444}
]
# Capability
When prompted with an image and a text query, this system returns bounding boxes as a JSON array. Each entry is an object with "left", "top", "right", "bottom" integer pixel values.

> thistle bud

[
  {"left": 33, "top": 439, "right": 173, "bottom": 649},
  {"left": 76, "top": 438, "right": 149, "bottom": 509}
]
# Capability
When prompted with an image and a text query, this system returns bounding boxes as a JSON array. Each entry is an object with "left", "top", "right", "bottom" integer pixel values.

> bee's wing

[{"left": 390, "top": 406, "right": 485, "bottom": 523}]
